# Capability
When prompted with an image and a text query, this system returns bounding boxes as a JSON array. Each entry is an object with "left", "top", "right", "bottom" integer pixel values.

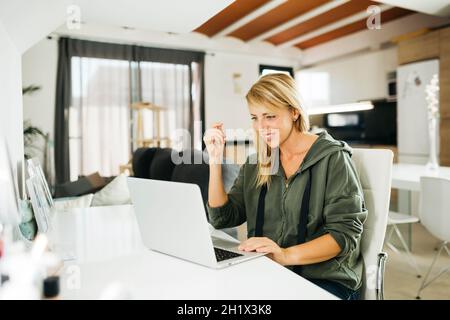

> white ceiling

[
  {"left": 75, "top": 0, "right": 234, "bottom": 33},
  {"left": 0, "top": 0, "right": 69, "bottom": 53},
  {"left": 0, "top": 0, "right": 234, "bottom": 53},
  {"left": 377, "top": 0, "right": 450, "bottom": 17}
]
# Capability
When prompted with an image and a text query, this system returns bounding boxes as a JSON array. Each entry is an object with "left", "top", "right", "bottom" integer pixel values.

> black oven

[
  {"left": 324, "top": 112, "right": 366, "bottom": 142},
  {"left": 323, "top": 100, "right": 396, "bottom": 145}
]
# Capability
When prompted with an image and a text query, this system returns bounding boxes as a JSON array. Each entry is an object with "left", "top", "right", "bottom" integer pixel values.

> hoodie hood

[{"left": 300, "top": 130, "right": 352, "bottom": 172}]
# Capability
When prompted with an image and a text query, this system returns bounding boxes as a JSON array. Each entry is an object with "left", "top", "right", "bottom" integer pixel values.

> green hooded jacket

[{"left": 207, "top": 131, "right": 368, "bottom": 291}]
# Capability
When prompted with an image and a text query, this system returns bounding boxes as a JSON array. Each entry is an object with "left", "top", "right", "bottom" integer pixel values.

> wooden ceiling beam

[
  {"left": 278, "top": 4, "right": 393, "bottom": 48},
  {"left": 249, "top": 0, "right": 350, "bottom": 43},
  {"left": 295, "top": 7, "right": 413, "bottom": 49},
  {"left": 194, "top": 0, "right": 272, "bottom": 37},
  {"left": 227, "top": 0, "right": 330, "bottom": 41},
  {"left": 267, "top": 0, "right": 379, "bottom": 45}
]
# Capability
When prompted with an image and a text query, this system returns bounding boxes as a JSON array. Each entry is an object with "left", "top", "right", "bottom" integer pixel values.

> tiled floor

[{"left": 384, "top": 223, "right": 450, "bottom": 300}]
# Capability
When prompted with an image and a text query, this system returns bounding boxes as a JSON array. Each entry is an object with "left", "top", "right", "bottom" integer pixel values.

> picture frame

[
  {"left": 26, "top": 175, "right": 50, "bottom": 234},
  {"left": 27, "top": 158, "right": 54, "bottom": 209}
]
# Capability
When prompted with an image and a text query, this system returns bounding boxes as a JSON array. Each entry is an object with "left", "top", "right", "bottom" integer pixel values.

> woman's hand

[
  {"left": 238, "top": 237, "right": 289, "bottom": 266},
  {"left": 203, "top": 122, "right": 226, "bottom": 164}
]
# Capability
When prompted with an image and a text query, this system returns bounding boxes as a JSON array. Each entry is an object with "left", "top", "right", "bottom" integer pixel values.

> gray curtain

[
  {"left": 54, "top": 38, "right": 71, "bottom": 184},
  {"left": 54, "top": 37, "right": 205, "bottom": 184}
]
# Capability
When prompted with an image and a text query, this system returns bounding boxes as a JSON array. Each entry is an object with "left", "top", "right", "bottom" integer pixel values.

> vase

[{"left": 426, "top": 117, "right": 439, "bottom": 171}]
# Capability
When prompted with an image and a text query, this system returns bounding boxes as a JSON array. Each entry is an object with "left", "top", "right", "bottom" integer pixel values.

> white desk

[{"left": 48, "top": 205, "right": 337, "bottom": 300}]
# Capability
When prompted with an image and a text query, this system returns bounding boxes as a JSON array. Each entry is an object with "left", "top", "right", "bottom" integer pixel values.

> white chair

[
  {"left": 416, "top": 176, "right": 450, "bottom": 299},
  {"left": 351, "top": 149, "right": 393, "bottom": 300},
  {"left": 385, "top": 211, "right": 421, "bottom": 277}
]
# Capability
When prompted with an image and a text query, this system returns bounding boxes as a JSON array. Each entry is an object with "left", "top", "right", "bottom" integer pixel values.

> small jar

[{"left": 42, "top": 276, "right": 60, "bottom": 300}]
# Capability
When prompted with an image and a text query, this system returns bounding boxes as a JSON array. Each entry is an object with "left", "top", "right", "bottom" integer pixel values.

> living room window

[
  {"left": 55, "top": 38, "right": 205, "bottom": 183},
  {"left": 69, "top": 57, "right": 131, "bottom": 181}
]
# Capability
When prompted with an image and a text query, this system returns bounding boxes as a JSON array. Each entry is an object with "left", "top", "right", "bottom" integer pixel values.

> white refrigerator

[{"left": 397, "top": 59, "right": 439, "bottom": 164}]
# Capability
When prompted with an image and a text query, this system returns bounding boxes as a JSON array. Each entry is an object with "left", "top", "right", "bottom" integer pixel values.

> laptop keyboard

[{"left": 214, "top": 247, "right": 243, "bottom": 262}]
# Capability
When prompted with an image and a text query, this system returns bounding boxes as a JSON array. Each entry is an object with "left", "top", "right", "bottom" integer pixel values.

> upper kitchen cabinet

[
  {"left": 296, "top": 48, "right": 397, "bottom": 110},
  {"left": 398, "top": 30, "right": 440, "bottom": 65}
]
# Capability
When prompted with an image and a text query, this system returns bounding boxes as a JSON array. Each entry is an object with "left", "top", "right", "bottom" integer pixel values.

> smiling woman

[
  {"left": 245, "top": 74, "right": 310, "bottom": 187},
  {"left": 204, "top": 73, "right": 367, "bottom": 300}
]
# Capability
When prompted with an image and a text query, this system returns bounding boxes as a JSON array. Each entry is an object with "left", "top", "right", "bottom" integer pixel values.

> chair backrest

[
  {"left": 420, "top": 176, "right": 450, "bottom": 242},
  {"left": 351, "top": 148, "right": 393, "bottom": 300}
]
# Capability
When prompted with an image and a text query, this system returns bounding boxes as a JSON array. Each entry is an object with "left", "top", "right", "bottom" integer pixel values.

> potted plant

[
  {"left": 22, "top": 85, "right": 46, "bottom": 160},
  {"left": 23, "top": 120, "right": 46, "bottom": 160}
]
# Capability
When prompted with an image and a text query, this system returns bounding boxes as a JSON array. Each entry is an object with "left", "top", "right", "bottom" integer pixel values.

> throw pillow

[{"left": 91, "top": 174, "right": 131, "bottom": 206}]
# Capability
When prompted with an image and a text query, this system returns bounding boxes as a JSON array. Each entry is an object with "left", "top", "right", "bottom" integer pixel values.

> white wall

[
  {"left": 22, "top": 38, "right": 58, "bottom": 140},
  {"left": 0, "top": 0, "right": 67, "bottom": 54},
  {"left": 21, "top": 38, "right": 299, "bottom": 141},
  {"left": 52, "top": 22, "right": 301, "bottom": 134},
  {"left": 0, "top": 0, "right": 67, "bottom": 204},
  {"left": 377, "top": 0, "right": 450, "bottom": 17},
  {"left": 296, "top": 47, "right": 397, "bottom": 108},
  {"left": 54, "top": 23, "right": 301, "bottom": 61},
  {"left": 0, "top": 20, "right": 24, "bottom": 196},
  {"left": 205, "top": 52, "right": 297, "bottom": 131}
]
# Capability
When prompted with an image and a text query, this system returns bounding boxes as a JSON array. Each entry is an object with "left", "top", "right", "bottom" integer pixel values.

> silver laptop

[{"left": 127, "top": 177, "right": 266, "bottom": 268}]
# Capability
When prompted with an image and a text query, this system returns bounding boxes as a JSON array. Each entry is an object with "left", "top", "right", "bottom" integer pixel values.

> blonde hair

[{"left": 245, "top": 73, "right": 310, "bottom": 188}]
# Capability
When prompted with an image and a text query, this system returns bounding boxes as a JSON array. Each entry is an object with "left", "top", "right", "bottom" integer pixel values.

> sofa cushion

[
  {"left": 54, "top": 172, "right": 107, "bottom": 198},
  {"left": 132, "top": 147, "right": 157, "bottom": 178},
  {"left": 149, "top": 148, "right": 176, "bottom": 181}
]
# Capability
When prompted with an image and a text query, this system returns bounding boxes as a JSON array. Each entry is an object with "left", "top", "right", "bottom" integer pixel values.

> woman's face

[{"left": 249, "top": 104, "right": 297, "bottom": 148}]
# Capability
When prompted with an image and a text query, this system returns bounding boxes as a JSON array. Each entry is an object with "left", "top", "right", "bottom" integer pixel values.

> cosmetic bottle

[{"left": 42, "top": 275, "right": 60, "bottom": 300}]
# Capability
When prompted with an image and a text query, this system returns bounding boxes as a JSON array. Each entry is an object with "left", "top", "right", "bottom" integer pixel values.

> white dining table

[
  {"left": 392, "top": 163, "right": 450, "bottom": 191},
  {"left": 391, "top": 163, "right": 450, "bottom": 247}
]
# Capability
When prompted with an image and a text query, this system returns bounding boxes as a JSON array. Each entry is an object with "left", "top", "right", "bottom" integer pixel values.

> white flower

[{"left": 425, "top": 74, "right": 439, "bottom": 120}]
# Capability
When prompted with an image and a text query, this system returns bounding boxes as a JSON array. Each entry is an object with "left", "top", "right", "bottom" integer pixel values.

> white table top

[
  {"left": 391, "top": 163, "right": 450, "bottom": 191},
  {"left": 48, "top": 205, "right": 337, "bottom": 300}
]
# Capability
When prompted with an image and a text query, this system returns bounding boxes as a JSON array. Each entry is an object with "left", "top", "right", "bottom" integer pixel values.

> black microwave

[{"left": 387, "top": 78, "right": 397, "bottom": 101}]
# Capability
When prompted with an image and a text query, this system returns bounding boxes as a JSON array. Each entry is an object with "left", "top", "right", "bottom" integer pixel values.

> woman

[{"left": 203, "top": 73, "right": 367, "bottom": 300}]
